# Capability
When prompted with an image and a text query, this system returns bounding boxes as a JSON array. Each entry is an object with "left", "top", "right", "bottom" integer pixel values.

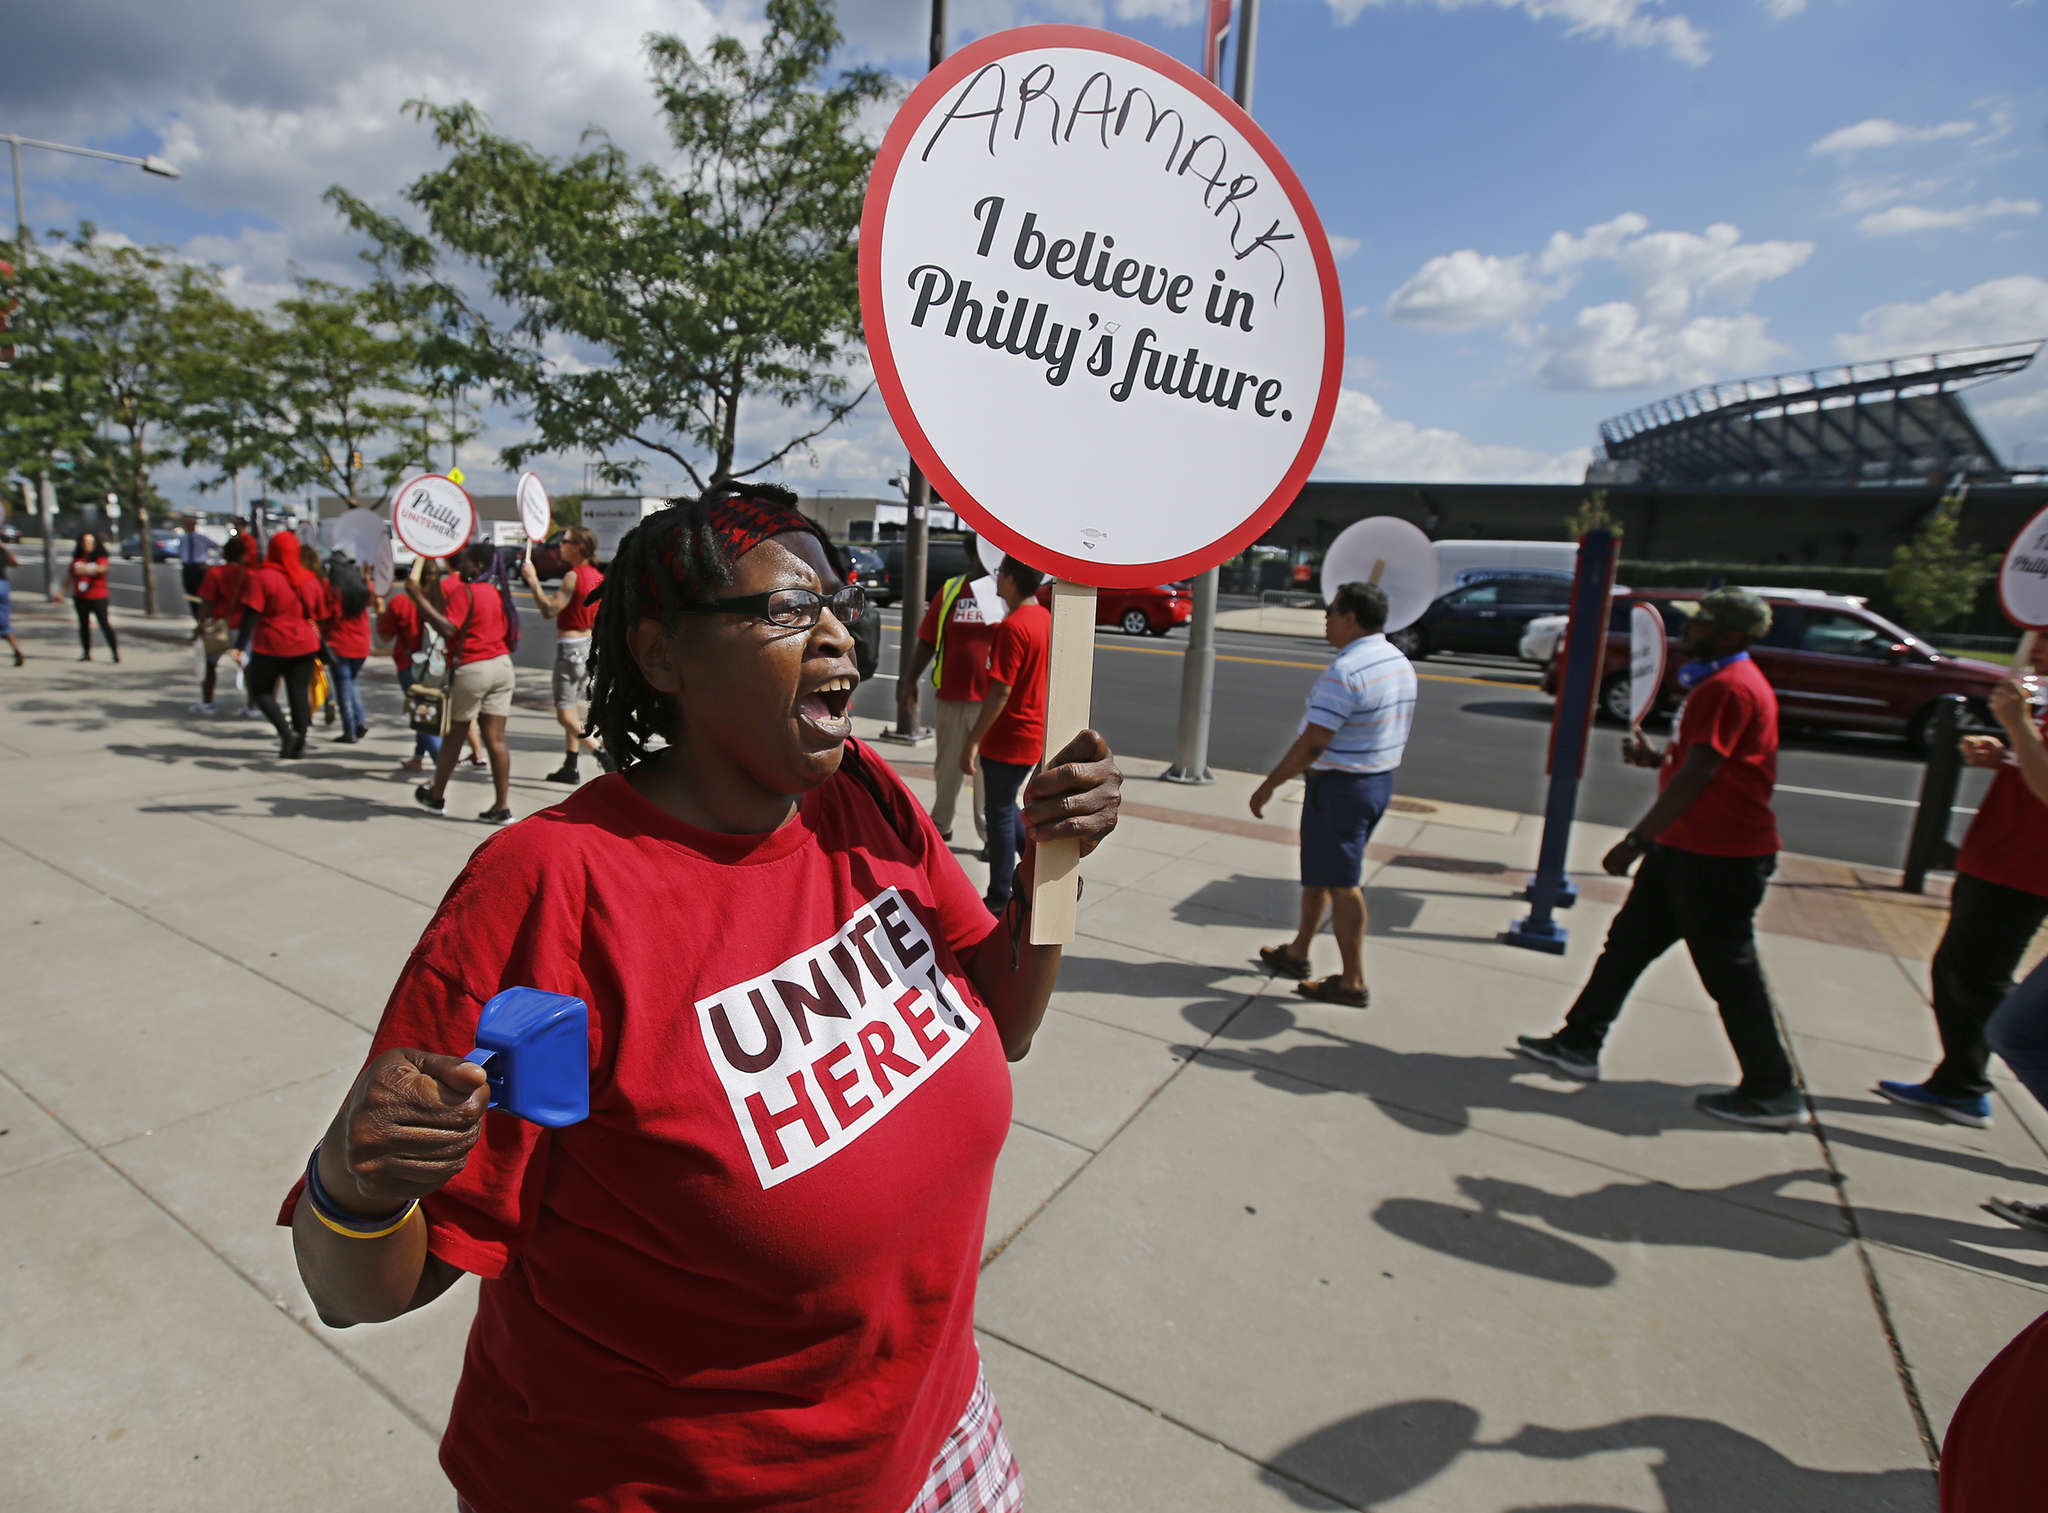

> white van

[{"left": 1432, "top": 539, "right": 1578, "bottom": 588}]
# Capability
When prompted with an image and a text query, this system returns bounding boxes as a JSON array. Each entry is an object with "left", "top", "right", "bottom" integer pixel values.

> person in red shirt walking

[
  {"left": 901, "top": 537, "right": 998, "bottom": 849},
  {"left": 407, "top": 542, "right": 517, "bottom": 824},
  {"left": 279, "top": 484, "right": 1124, "bottom": 1513},
  {"left": 963, "top": 557, "right": 1051, "bottom": 914},
  {"left": 70, "top": 531, "right": 118, "bottom": 662},
  {"left": 378, "top": 561, "right": 443, "bottom": 773},
  {"left": 1876, "top": 641, "right": 2048, "bottom": 1131},
  {"left": 519, "top": 525, "right": 609, "bottom": 785},
  {"left": 1516, "top": 588, "right": 1804, "bottom": 1129},
  {"left": 321, "top": 555, "right": 375, "bottom": 743},
  {"left": 190, "top": 534, "right": 250, "bottom": 715},
  {"left": 236, "top": 531, "right": 326, "bottom": 759}
]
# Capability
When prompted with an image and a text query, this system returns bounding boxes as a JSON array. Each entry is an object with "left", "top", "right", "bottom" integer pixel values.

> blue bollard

[{"left": 465, "top": 988, "right": 590, "bottom": 1127}]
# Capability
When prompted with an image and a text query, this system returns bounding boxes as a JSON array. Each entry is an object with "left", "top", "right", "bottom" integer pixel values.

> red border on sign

[
  {"left": 860, "top": 24, "right": 1345, "bottom": 590},
  {"left": 1999, "top": 501, "right": 2048, "bottom": 632},
  {"left": 390, "top": 473, "right": 477, "bottom": 561}
]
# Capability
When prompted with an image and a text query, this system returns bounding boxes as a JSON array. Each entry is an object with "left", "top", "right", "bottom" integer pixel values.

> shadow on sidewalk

[
  {"left": 144, "top": 793, "right": 400, "bottom": 823},
  {"left": 1174, "top": 873, "right": 1428, "bottom": 936},
  {"left": 1054, "top": 950, "right": 1266, "bottom": 1034},
  {"left": 1258, "top": 1399, "right": 1934, "bottom": 1510}
]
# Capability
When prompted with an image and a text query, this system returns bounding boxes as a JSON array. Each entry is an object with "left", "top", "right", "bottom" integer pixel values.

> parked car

[
  {"left": 1519, "top": 586, "right": 1634, "bottom": 665},
  {"left": 836, "top": 543, "right": 884, "bottom": 589},
  {"left": 1034, "top": 580, "right": 1193, "bottom": 635},
  {"left": 0, "top": 520, "right": 21, "bottom": 545},
  {"left": 1542, "top": 588, "right": 2008, "bottom": 749},
  {"left": 870, "top": 538, "right": 975, "bottom": 605},
  {"left": 121, "top": 528, "right": 183, "bottom": 561},
  {"left": 1389, "top": 573, "right": 1576, "bottom": 660}
]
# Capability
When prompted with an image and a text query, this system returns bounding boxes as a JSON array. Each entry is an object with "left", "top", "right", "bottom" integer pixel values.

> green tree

[
  {"left": 1565, "top": 488, "right": 1620, "bottom": 541},
  {"left": 1886, "top": 483, "right": 1999, "bottom": 633},
  {"left": 328, "top": 0, "right": 892, "bottom": 492}
]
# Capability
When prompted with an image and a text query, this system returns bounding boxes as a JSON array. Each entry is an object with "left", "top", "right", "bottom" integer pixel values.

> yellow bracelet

[{"left": 308, "top": 1197, "right": 420, "bottom": 1241}]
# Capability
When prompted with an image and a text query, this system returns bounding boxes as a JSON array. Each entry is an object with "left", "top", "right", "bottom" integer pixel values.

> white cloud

[
  {"left": 1832, "top": 174, "right": 1952, "bottom": 217},
  {"left": 1833, "top": 275, "right": 2048, "bottom": 361},
  {"left": 1807, "top": 117, "right": 1977, "bottom": 157},
  {"left": 1325, "top": 0, "right": 1709, "bottom": 65},
  {"left": 1387, "top": 213, "right": 1811, "bottom": 390},
  {"left": 1855, "top": 198, "right": 2042, "bottom": 237},
  {"left": 1327, "top": 234, "right": 1363, "bottom": 262},
  {"left": 1312, "top": 388, "right": 1592, "bottom": 482},
  {"left": 1761, "top": 0, "right": 1804, "bottom": 16}
]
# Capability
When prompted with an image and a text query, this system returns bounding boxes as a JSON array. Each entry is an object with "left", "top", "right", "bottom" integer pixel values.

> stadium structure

[{"left": 1261, "top": 340, "right": 2048, "bottom": 587}]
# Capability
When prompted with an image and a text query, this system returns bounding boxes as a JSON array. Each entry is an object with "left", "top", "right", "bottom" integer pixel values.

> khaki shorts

[{"left": 448, "top": 654, "right": 517, "bottom": 724}]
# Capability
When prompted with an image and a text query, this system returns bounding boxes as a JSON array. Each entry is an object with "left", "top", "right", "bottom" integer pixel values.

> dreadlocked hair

[{"left": 586, "top": 480, "right": 846, "bottom": 770}]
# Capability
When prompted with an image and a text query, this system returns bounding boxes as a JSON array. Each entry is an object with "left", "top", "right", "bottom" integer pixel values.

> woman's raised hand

[
  {"left": 319, "top": 1049, "right": 491, "bottom": 1214},
  {"left": 1021, "top": 728, "right": 1123, "bottom": 859}
]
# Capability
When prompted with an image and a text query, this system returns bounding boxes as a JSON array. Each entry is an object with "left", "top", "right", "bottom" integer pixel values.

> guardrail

[{"left": 1255, "top": 589, "right": 1327, "bottom": 636}]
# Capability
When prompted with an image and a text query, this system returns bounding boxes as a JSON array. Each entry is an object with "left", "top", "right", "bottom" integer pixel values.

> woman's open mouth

[{"left": 796, "top": 674, "right": 858, "bottom": 741}]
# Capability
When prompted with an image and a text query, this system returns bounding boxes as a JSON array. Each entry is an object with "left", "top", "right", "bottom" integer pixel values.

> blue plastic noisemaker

[{"left": 464, "top": 988, "right": 590, "bottom": 1127}]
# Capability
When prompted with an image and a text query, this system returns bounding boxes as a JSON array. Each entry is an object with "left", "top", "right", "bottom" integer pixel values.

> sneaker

[
  {"left": 1695, "top": 1089, "right": 1808, "bottom": 1130},
  {"left": 1875, "top": 1079, "right": 1992, "bottom": 1129},
  {"left": 594, "top": 748, "right": 617, "bottom": 775},
  {"left": 1986, "top": 1198, "right": 2048, "bottom": 1236},
  {"left": 545, "top": 763, "right": 579, "bottom": 784},
  {"left": 188, "top": 702, "right": 216, "bottom": 717},
  {"left": 414, "top": 784, "right": 446, "bottom": 815},
  {"left": 241, "top": 704, "right": 264, "bottom": 719},
  {"left": 280, "top": 733, "right": 306, "bottom": 760},
  {"left": 1512, "top": 1035, "right": 1599, "bottom": 1082},
  {"left": 478, "top": 807, "right": 513, "bottom": 826}
]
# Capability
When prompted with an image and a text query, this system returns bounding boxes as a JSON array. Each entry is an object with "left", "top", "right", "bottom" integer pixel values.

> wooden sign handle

[
  {"left": 2018, "top": 630, "right": 2038, "bottom": 673},
  {"left": 1368, "top": 558, "right": 1386, "bottom": 586},
  {"left": 1029, "top": 581, "right": 1098, "bottom": 946}
]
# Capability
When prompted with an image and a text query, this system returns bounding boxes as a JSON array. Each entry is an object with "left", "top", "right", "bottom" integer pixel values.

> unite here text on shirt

[{"left": 1301, "top": 633, "right": 1417, "bottom": 774}]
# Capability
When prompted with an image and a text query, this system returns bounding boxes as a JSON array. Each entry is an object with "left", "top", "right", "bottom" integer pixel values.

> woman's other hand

[
  {"left": 1961, "top": 734, "right": 2007, "bottom": 769},
  {"left": 320, "top": 1049, "right": 491, "bottom": 1215},
  {"left": 1021, "top": 728, "right": 1122, "bottom": 858}
]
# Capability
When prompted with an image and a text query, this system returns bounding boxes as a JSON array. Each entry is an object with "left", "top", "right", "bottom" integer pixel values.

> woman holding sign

[{"left": 282, "top": 484, "right": 1122, "bottom": 1513}]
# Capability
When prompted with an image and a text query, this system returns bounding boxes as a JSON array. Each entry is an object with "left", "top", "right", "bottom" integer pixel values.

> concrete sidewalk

[{"left": 4, "top": 596, "right": 2045, "bottom": 1511}]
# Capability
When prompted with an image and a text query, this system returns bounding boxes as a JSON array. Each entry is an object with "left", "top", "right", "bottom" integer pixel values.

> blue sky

[{"left": 10, "top": 0, "right": 2046, "bottom": 506}]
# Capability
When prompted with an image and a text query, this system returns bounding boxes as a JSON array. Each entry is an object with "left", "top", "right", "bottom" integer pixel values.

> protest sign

[
  {"left": 2000, "top": 501, "right": 2048, "bottom": 670},
  {"left": 1628, "top": 603, "right": 1667, "bottom": 730},
  {"left": 1319, "top": 517, "right": 1438, "bottom": 631},
  {"left": 390, "top": 474, "right": 475, "bottom": 562},
  {"left": 863, "top": 24, "right": 1342, "bottom": 941},
  {"left": 516, "top": 472, "right": 552, "bottom": 544}
]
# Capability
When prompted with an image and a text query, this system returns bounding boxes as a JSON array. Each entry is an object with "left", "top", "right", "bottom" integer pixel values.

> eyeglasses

[{"left": 676, "top": 582, "right": 869, "bottom": 630}]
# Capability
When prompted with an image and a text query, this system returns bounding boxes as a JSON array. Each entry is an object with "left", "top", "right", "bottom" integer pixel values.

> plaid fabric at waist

[{"left": 905, "top": 1367, "right": 1024, "bottom": 1513}]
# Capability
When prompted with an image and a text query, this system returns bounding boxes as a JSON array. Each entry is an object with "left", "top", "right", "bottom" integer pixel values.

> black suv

[
  {"left": 1389, "top": 574, "right": 1574, "bottom": 659},
  {"left": 871, "top": 538, "right": 975, "bottom": 606}
]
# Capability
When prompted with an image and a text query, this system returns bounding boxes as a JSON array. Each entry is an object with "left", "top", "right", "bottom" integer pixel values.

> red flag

[{"left": 1203, "top": 0, "right": 1233, "bottom": 84}]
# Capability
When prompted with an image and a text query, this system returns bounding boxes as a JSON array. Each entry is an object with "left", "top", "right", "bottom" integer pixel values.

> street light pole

[
  {"left": 1164, "top": 0, "right": 1259, "bottom": 785},
  {"left": 4, "top": 132, "right": 182, "bottom": 603},
  {"left": 887, "top": 0, "right": 949, "bottom": 744}
]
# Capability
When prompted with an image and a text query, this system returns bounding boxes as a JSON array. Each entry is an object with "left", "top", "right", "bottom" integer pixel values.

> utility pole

[
  {"left": 1164, "top": 0, "right": 1258, "bottom": 785},
  {"left": 9, "top": 137, "right": 56, "bottom": 601},
  {"left": 886, "top": 0, "right": 949, "bottom": 744}
]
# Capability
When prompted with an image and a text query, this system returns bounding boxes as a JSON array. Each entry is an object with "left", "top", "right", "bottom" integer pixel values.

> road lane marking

[
  {"left": 1775, "top": 782, "right": 1976, "bottom": 815},
  {"left": 1092, "top": 639, "right": 1528, "bottom": 689}
]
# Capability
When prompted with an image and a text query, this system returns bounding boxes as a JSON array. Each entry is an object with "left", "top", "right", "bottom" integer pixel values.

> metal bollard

[{"left": 1900, "top": 695, "right": 1966, "bottom": 894}]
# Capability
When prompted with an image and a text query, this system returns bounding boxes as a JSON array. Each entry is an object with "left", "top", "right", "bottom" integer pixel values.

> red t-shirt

[
  {"left": 239, "top": 566, "right": 323, "bottom": 659},
  {"left": 1656, "top": 655, "right": 1780, "bottom": 857},
  {"left": 70, "top": 556, "right": 110, "bottom": 601},
  {"left": 378, "top": 594, "right": 425, "bottom": 671},
  {"left": 1957, "top": 712, "right": 2048, "bottom": 897},
  {"left": 443, "top": 575, "right": 511, "bottom": 666},
  {"left": 915, "top": 576, "right": 996, "bottom": 703},
  {"left": 1941, "top": 1307, "right": 2048, "bottom": 1511},
  {"left": 322, "top": 586, "right": 373, "bottom": 660},
  {"left": 980, "top": 601, "right": 1051, "bottom": 765},
  {"left": 277, "top": 750, "right": 1008, "bottom": 1513},
  {"left": 198, "top": 564, "right": 246, "bottom": 628},
  {"left": 557, "top": 562, "right": 601, "bottom": 635}
]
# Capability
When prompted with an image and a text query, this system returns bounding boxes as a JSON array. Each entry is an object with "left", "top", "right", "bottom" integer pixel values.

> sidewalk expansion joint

[{"left": 0, "top": 1064, "right": 441, "bottom": 1447}]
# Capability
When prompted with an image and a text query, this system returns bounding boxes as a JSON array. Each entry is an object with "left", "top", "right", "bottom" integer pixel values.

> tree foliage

[
  {"left": 1886, "top": 484, "right": 2000, "bottom": 633},
  {"left": 327, "top": 0, "right": 892, "bottom": 492}
]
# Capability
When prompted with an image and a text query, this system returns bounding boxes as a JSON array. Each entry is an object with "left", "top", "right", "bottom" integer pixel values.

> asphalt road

[{"left": 26, "top": 557, "right": 1991, "bottom": 870}]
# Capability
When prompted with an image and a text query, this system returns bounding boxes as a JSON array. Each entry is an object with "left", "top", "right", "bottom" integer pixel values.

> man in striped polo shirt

[{"left": 1250, "top": 580, "right": 1418, "bottom": 1007}]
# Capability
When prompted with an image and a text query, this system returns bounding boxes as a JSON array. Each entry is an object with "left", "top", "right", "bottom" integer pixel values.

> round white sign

[
  {"left": 1320, "top": 517, "right": 1439, "bottom": 634},
  {"left": 862, "top": 25, "right": 1343, "bottom": 590},
  {"left": 369, "top": 534, "right": 395, "bottom": 598},
  {"left": 2000, "top": 502, "right": 2048, "bottom": 632},
  {"left": 975, "top": 532, "right": 1006, "bottom": 579},
  {"left": 1628, "top": 602, "right": 1667, "bottom": 727},
  {"left": 390, "top": 474, "right": 475, "bottom": 561},
  {"left": 516, "top": 472, "right": 552, "bottom": 543}
]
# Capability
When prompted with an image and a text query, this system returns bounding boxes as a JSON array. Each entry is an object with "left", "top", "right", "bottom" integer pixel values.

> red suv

[
  {"left": 1544, "top": 589, "right": 2009, "bottom": 750},
  {"left": 1037, "top": 581, "right": 1193, "bottom": 635}
]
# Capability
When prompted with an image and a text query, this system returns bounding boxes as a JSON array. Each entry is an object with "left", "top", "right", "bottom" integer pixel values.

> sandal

[
  {"left": 1258, "top": 945, "right": 1312, "bottom": 980},
  {"left": 1295, "top": 977, "right": 1369, "bottom": 1008}
]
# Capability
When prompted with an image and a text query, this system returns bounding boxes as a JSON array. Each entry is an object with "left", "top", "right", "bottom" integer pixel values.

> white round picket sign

[
  {"left": 1629, "top": 602, "right": 1667, "bottom": 727},
  {"left": 369, "top": 535, "right": 395, "bottom": 599},
  {"left": 862, "top": 26, "right": 1343, "bottom": 590},
  {"left": 975, "top": 533, "right": 1006, "bottom": 579},
  {"left": 390, "top": 474, "right": 475, "bottom": 561},
  {"left": 516, "top": 472, "right": 552, "bottom": 543},
  {"left": 2000, "top": 502, "right": 2048, "bottom": 632},
  {"left": 1320, "top": 517, "right": 1439, "bottom": 633}
]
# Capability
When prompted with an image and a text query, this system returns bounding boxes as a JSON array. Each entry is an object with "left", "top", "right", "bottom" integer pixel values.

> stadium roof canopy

[{"left": 1594, "top": 340, "right": 2042, "bottom": 488}]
